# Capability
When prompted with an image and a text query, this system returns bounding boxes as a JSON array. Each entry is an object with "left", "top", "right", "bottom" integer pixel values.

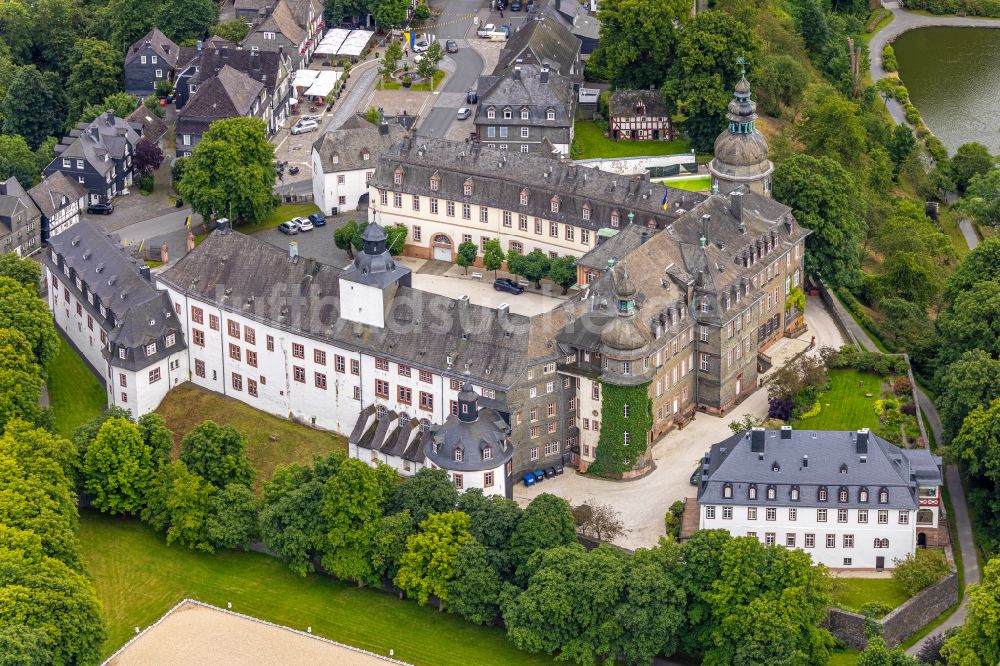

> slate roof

[
  {"left": 372, "top": 137, "right": 700, "bottom": 233},
  {"left": 609, "top": 90, "right": 670, "bottom": 119},
  {"left": 197, "top": 48, "right": 287, "bottom": 97},
  {"left": 475, "top": 63, "right": 575, "bottom": 128},
  {"left": 253, "top": 0, "right": 305, "bottom": 44},
  {"left": 287, "top": 0, "right": 322, "bottom": 28},
  {"left": 0, "top": 178, "right": 40, "bottom": 229},
  {"left": 125, "top": 28, "right": 180, "bottom": 67},
  {"left": 312, "top": 121, "right": 407, "bottom": 173},
  {"left": 697, "top": 428, "right": 943, "bottom": 510},
  {"left": 51, "top": 112, "right": 139, "bottom": 177},
  {"left": 28, "top": 172, "right": 86, "bottom": 219},
  {"left": 158, "top": 229, "right": 539, "bottom": 389},
  {"left": 426, "top": 406, "right": 513, "bottom": 472},
  {"left": 126, "top": 106, "right": 168, "bottom": 144},
  {"left": 350, "top": 405, "right": 427, "bottom": 463},
  {"left": 571, "top": 13, "right": 600, "bottom": 40},
  {"left": 176, "top": 65, "right": 265, "bottom": 134},
  {"left": 575, "top": 223, "right": 649, "bottom": 270},
  {"left": 496, "top": 16, "right": 581, "bottom": 76}
]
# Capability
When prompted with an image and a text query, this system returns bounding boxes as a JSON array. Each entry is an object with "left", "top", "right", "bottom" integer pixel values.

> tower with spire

[
  {"left": 338, "top": 219, "right": 412, "bottom": 328},
  {"left": 707, "top": 62, "right": 774, "bottom": 197}
]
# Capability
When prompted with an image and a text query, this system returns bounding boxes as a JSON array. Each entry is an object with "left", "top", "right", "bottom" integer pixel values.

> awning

[{"left": 303, "top": 70, "right": 342, "bottom": 97}]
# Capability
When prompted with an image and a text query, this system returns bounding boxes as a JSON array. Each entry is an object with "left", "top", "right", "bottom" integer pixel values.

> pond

[{"left": 893, "top": 26, "right": 1000, "bottom": 154}]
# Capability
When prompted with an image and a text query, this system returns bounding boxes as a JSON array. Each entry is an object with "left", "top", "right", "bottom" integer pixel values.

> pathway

[
  {"left": 868, "top": 6, "right": 1000, "bottom": 125},
  {"left": 959, "top": 219, "right": 980, "bottom": 250}
]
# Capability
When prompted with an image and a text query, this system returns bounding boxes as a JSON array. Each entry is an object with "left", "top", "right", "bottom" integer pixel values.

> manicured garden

[
  {"left": 47, "top": 334, "right": 107, "bottom": 438},
  {"left": 830, "top": 576, "right": 910, "bottom": 614},
  {"left": 78, "top": 512, "right": 551, "bottom": 665},
  {"left": 156, "top": 382, "right": 346, "bottom": 493},
  {"left": 792, "top": 369, "right": 883, "bottom": 431},
  {"left": 572, "top": 121, "right": 691, "bottom": 159},
  {"left": 239, "top": 202, "right": 322, "bottom": 235}
]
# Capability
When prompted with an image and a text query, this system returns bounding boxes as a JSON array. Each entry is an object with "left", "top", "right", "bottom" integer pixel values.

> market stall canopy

[{"left": 303, "top": 70, "right": 342, "bottom": 97}]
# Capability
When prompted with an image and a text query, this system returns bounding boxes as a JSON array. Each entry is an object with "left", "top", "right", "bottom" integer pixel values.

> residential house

[
  {"left": 311, "top": 117, "right": 407, "bottom": 214},
  {"left": 537, "top": 0, "right": 600, "bottom": 58},
  {"left": 175, "top": 65, "right": 270, "bottom": 157},
  {"left": 126, "top": 106, "right": 168, "bottom": 146},
  {"left": 474, "top": 63, "right": 576, "bottom": 154},
  {"left": 0, "top": 177, "right": 42, "bottom": 257},
  {"left": 495, "top": 15, "right": 582, "bottom": 77},
  {"left": 28, "top": 172, "right": 87, "bottom": 242},
  {"left": 44, "top": 220, "right": 188, "bottom": 414},
  {"left": 234, "top": 0, "right": 274, "bottom": 19},
  {"left": 695, "top": 427, "right": 946, "bottom": 570},
  {"left": 287, "top": 0, "right": 325, "bottom": 60},
  {"left": 608, "top": 89, "right": 674, "bottom": 141},
  {"left": 44, "top": 111, "right": 140, "bottom": 205},
  {"left": 124, "top": 28, "right": 181, "bottom": 96},
  {"left": 241, "top": 0, "right": 311, "bottom": 70}
]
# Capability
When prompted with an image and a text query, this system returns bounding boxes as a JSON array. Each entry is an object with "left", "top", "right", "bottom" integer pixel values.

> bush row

[{"left": 906, "top": 0, "right": 1000, "bottom": 17}]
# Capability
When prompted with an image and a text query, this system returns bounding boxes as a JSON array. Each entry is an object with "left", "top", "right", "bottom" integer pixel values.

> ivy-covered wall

[{"left": 588, "top": 381, "right": 653, "bottom": 477}]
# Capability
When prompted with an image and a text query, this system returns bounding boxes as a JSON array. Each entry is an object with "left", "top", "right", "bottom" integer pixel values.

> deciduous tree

[
  {"left": 548, "top": 256, "right": 577, "bottom": 294},
  {"left": 143, "top": 461, "right": 215, "bottom": 551},
  {"left": 447, "top": 539, "right": 501, "bottom": 625},
  {"left": 936, "top": 279, "right": 1000, "bottom": 366},
  {"left": 0, "top": 134, "right": 41, "bottom": 187},
  {"left": 958, "top": 169, "right": 1000, "bottom": 229},
  {"left": 179, "top": 420, "right": 253, "bottom": 489},
  {"left": 388, "top": 466, "right": 458, "bottom": 524},
  {"left": 757, "top": 55, "right": 809, "bottom": 116},
  {"left": 938, "top": 350, "right": 1000, "bottom": 440},
  {"left": 942, "top": 558, "right": 1000, "bottom": 665},
  {"left": 371, "top": 509, "right": 413, "bottom": 581},
  {"left": 321, "top": 458, "right": 389, "bottom": 586},
  {"left": 134, "top": 137, "right": 164, "bottom": 176},
  {"left": 0, "top": 66, "right": 66, "bottom": 149},
  {"left": 456, "top": 240, "right": 478, "bottom": 274},
  {"left": 0, "top": 276, "right": 59, "bottom": 368},
  {"left": 950, "top": 142, "right": 995, "bottom": 192},
  {"left": 0, "top": 252, "right": 40, "bottom": 293},
  {"left": 137, "top": 412, "right": 174, "bottom": 466},
  {"left": 482, "top": 238, "right": 504, "bottom": 277},
  {"left": 457, "top": 489, "right": 522, "bottom": 580},
  {"left": 66, "top": 39, "right": 121, "bottom": 120},
  {"left": 157, "top": 0, "right": 218, "bottom": 42},
  {"left": 395, "top": 510, "right": 472, "bottom": 609},
  {"left": 83, "top": 417, "right": 154, "bottom": 515},
  {"left": 374, "top": 0, "right": 408, "bottom": 28},
  {"left": 590, "top": 0, "right": 689, "bottom": 89},
  {"left": 796, "top": 96, "right": 867, "bottom": 168},
  {"left": 509, "top": 493, "right": 576, "bottom": 582},
  {"left": 943, "top": 237, "right": 1000, "bottom": 302},
  {"left": 206, "top": 482, "right": 260, "bottom": 550},
  {"left": 210, "top": 18, "right": 249, "bottom": 42},
  {"left": 335, "top": 220, "right": 357, "bottom": 258},
  {"left": 520, "top": 250, "right": 551, "bottom": 289},
  {"left": 80, "top": 92, "right": 139, "bottom": 124}
]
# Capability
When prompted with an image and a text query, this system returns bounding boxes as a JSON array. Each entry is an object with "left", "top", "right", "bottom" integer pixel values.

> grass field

[
  {"left": 828, "top": 648, "right": 861, "bottom": 665},
  {"left": 239, "top": 203, "right": 322, "bottom": 235},
  {"left": 831, "top": 576, "right": 909, "bottom": 614},
  {"left": 793, "top": 369, "right": 883, "bottom": 432},
  {"left": 156, "top": 383, "right": 346, "bottom": 493},
  {"left": 573, "top": 121, "right": 691, "bottom": 159},
  {"left": 658, "top": 175, "right": 712, "bottom": 192},
  {"left": 47, "top": 334, "right": 106, "bottom": 438},
  {"left": 79, "top": 512, "right": 550, "bottom": 665}
]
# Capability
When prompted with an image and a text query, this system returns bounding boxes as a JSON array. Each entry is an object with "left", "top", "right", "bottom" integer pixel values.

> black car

[
  {"left": 494, "top": 278, "right": 524, "bottom": 294},
  {"left": 511, "top": 0, "right": 522, "bottom": 9},
  {"left": 466, "top": 89, "right": 478, "bottom": 104},
  {"left": 308, "top": 212, "right": 326, "bottom": 227},
  {"left": 87, "top": 202, "right": 114, "bottom": 215},
  {"left": 446, "top": 39, "right": 458, "bottom": 53}
]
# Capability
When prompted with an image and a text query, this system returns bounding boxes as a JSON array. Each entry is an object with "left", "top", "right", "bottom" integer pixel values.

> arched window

[
  {"left": 766, "top": 485, "right": 776, "bottom": 500},
  {"left": 454, "top": 448, "right": 464, "bottom": 462},
  {"left": 879, "top": 488, "right": 889, "bottom": 504},
  {"left": 399, "top": 413, "right": 410, "bottom": 426},
  {"left": 550, "top": 196, "right": 560, "bottom": 213},
  {"left": 376, "top": 405, "right": 387, "bottom": 419},
  {"left": 790, "top": 486, "right": 800, "bottom": 501},
  {"left": 546, "top": 108, "right": 555, "bottom": 120},
  {"left": 521, "top": 108, "right": 529, "bottom": 120},
  {"left": 838, "top": 488, "right": 849, "bottom": 503},
  {"left": 723, "top": 483, "right": 733, "bottom": 499},
  {"left": 748, "top": 485, "right": 757, "bottom": 500},
  {"left": 520, "top": 189, "right": 528, "bottom": 206},
  {"left": 582, "top": 203, "right": 591, "bottom": 220},
  {"left": 483, "top": 447, "right": 492, "bottom": 460},
  {"left": 464, "top": 179, "right": 473, "bottom": 196},
  {"left": 859, "top": 488, "right": 869, "bottom": 503},
  {"left": 430, "top": 175, "right": 439, "bottom": 191},
  {"left": 393, "top": 168, "right": 402, "bottom": 185},
  {"left": 818, "top": 487, "right": 828, "bottom": 502}
]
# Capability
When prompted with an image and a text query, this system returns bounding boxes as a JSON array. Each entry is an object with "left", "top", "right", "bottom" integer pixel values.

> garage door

[{"left": 434, "top": 246, "right": 451, "bottom": 262}]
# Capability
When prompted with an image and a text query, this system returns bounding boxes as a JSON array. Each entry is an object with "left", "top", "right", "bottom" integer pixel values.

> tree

[
  {"left": 143, "top": 461, "right": 215, "bottom": 551},
  {"left": 321, "top": 458, "right": 389, "bottom": 586},
  {"left": 942, "top": 558, "right": 1000, "bottom": 665},
  {"left": 938, "top": 350, "right": 1000, "bottom": 440},
  {"left": 385, "top": 223, "right": 407, "bottom": 256},
  {"left": 797, "top": 96, "right": 868, "bottom": 168},
  {"left": 83, "top": 417, "right": 154, "bottom": 515},
  {"left": 950, "top": 142, "right": 995, "bottom": 192},
  {"left": 958, "top": 169, "right": 1000, "bottom": 228},
  {"left": 886, "top": 124, "right": 916, "bottom": 170},
  {"left": 482, "top": 238, "right": 504, "bottom": 277},
  {"left": 506, "top": 249, "right": 526, "bottom": 279},
  {"left": 412, "top": 1, "right": 430, "bottom": 21},
  {"left": 878, "top": 252, "right": 941, "bottom": 309},
  {"left": 548, "top": 256, "right": 577, "bottom": 294},
  {"left": 457, "top": 489, "right": 522, "bottom": 580},
  {"left": 80, "top": 92, "right": 139, "bottom": 124},
  {"left": 773, "top": 154, "right": 864, "bottom": 287},
  {"left": 206, "top": 483, "right": 260, "bottom": 550},
  {"left": 573, "top": 503, "right": 625, "bottom": 543},
  {"left": 417, "top": 43, "right": 441, "bottom": 82},
  {"left": 591, "top": 0, "right": 689, "bottom": 89},
  {"left": 798, "top": 0, "right": 830, "bottom": 52},
  {"left": 29, "top": 0, "right": 76, "bottom": 74},
  {"left": 0, "top": 0, "right": 32, "bottom": 62},
  {"left": 936, "top": 279, "right": 1000, "bottom": 366},
  {"left": 395, "top": 510, "right": 472, "bottom": 609},
  {"left": 856, "top": 634, "right": 919, "bottom": 666},
  {"left": 335, "top": 220, "right": 357, "bottom": 258},
  {"left": 374, "top": 0, "right": 408, "bottom": 29},
  {"left": 137, "top": 412, "right": 174, "bottom": 466},
  {"left": 388, "top": 467, "right": 459, "bottom": 524},
  {"left": 180, "top": 420, "right": 253, "bottom": 489},
  {"left": 0, "top": 66, "right": 66, "bottom": 149},
  {"left": 757, "top": 55, "right": 809, "bottom": 116},
  {"left": 371, "top": 509, "right": 413, "bottom": 581},
  {"left": 509, "top": 493, "right": 577, "bottom": 581},
  {"left": 448, "top": 539, "right": 501, "bottom": 625},
  {"left": 0, "top": 623, "right": 52, "bottom": 665},
  {"left": 66, "top": 39, "right": 121, "bottom": 120},
  {"left": 157, "top": 0, "right": 218, "bottom": 42},
  {"left": 211, "top": 18, "right": 250, "bottom": 42},
  {"left": 0, "top": 134, "right": 41, "bottom": 186},
  {"left": 661, "top": 11, "right": 762, "bottom": 153},
  {"left": 0, "top": 419, "right": 76, "bottom": 500},
  {"left": 520, "top": 249, "right": 551, "bottom": 289},
  {"left": 456, "top": 240, "right": 478, "bottom": 274},
  {"left": 134, "top": 137, "right": 164, "bottom": 177},
  {"left": 0, "top": 367, "right": 41, "bottom": 431},
  {"left": 178, "top": 117, "right": 277, "bottom": 225},
  {"left": 949, "top": 399, "right": 1000, "bottom": 526},
  {"left": 381, "top": 41, "right": 403, "bottom": 79},
  {"left": 944, "top": 237, "right": 1000, "bottom": 302},
  {"left": 617, "top": 544, "right": 687, "bottom": 663},
  {"left": 71, "top": 407, "right": 132, "bottom": 485},
  {"left": 0, "top": 277, "right": 59, "bottom": 369},
  {"left": 891, "top": 549, "right": 949, "bottom": 597}
]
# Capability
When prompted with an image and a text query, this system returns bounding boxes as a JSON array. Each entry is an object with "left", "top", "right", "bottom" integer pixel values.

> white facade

[
  {"left": 311, "top": 150, "right": 374, "bottom": 214},
  {"left": 700, "top": 503, "right": 918, "bottom": 570},
  {"left": 427, "top": 460, "right": 510, "bottom": 498},
  {"left": 47, "top": 195, "right": 85, "bottom": 239},
  {"left": 339, "top": 279, "right": 386, "bottom": 328}
]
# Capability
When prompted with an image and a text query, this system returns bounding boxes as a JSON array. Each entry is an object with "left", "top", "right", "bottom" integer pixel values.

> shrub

[
  {"left": 413, "top": 2, "right": 430, "bottom": 21},
  {"left": 892, "top": 549, "right": 950, "bottom": 596},
  {"left": 905, "top": 105, "right": 922, "bottom": 125},
  {"left": 136, "top": 172, "right": 154, "bottom": 194},
  {"left": 799, "top": 401, "right": 822, "bottom": 419},
  {"left": 893, "top": 85, "right": 909, "bottom": 105},
  {"left": 901, "top": 401, "right": 917, "bottom": 416},
  {"left": 893, "top": 376, "right": 913, "bottom": 396},
  {"left": 882, "top": 44, "right": 898, "bottom": 72},
  {"left": 917, "top": 633, "right": 945, "bottom": 664},
  {"left": 859, "top": 601, "right": 893, "bottom": 619},
  {"left": 769, "top": 396, "right": 795, "bottom": 421},
  {"left": 664, "top": 500, "right": 685, "bottom": 539}
]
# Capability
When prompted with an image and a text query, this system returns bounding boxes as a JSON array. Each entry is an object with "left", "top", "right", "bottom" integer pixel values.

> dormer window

[
  {"left": 464, "top": 179, "right": 473, "bottom": 196},
  {"left": 520, "top": 189, "right": 528, "bottom": 206},
  {"left": 748, "top": 484, "right": 757, "bottom": 500},
  {"left": 766, "top": 485, "right": 776, "bottom": 500},
  {"left": 487, "top": 107, "right": 496, "bottom": 119},
  {"left": 118, "top": 347, "right": 126, "bottom": 359},
  {"left": 393, "top": 168, "right": 402, "bottom": 185},
  {"left": 838, "top": 487, "right": 849, "bottom": 502},
  {"left": 840, "top": 463, "right": 848, "bottom": 474},
  {"left": 430, "top": 175, "right": 439, "bottom": 191},
  {"left": 791, "top": 486, "right": 800, "bottom": 501},
  {"left": 362, "top": 150, "right": 370, "bottom": 161},
  {"left": 503, "top": 107, "right": 512, "bottom": 119},
  {"left": 432, "top": 440, "right": 440, "bottom": 453},
  {"left": 145, "top": 342, "right": 157, "bottom": 356},
  {"left": 582, "top": 203, "right": 591, "bottom": 221},
  {"left": 454, "top": 448, "right": 464, "bottom": 462},
  {"left": 723, "top": 483, "right": 733, "bottom": 499},
  {"left": 610, "top": 211, "right": 619, "bottom": 227},
  {"left": 550, "top": 196, "right": 560, "bottom": 213},
  {"left": 546, "top": 108, "right": 555, "bottom": 120},
  {"left": 520, "top": 108, "right": 529, "bottom": 120},
  {"left": 165, "top": 334, "right": 175, "bottom": 347},
  {"left": 331, "top": 154, "right": 339, "bottom": 164},
  {"left": 818, "top": 487, "right": 828, "bottom": 502},
  {"left": 483, "top": 447, "right": 492, "bottom": 460},
  {"left": 771, "top": 462, "right": 780, "bottom": 472},
  {"left": 461, "top": 403, "right": 468, "bottom": 414},
  {"left": 859, "top": 488, "right": 869, "bottom": 503},
  {"left": 879, "top": 488, "right": 889, "bottom": 504}
]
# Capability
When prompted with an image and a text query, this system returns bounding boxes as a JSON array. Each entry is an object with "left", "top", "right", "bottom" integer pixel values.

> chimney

[
  {"left": 513, "top": 66, "right": 521, "bottom": 80},
  {"left": 498, "top": 302, "right": 509, "bottom": 326},
  {"left": 731, "top": 190, "right": 744, "bottom": 223},
  {"left": 378, "top": 121, "right": 389, "bottom": 135},
  {"left": 288, "top": 240, "right": 298, "bottom": 258},
  {"left": 139, "top": 265, "right": 151, "bottom": 281},
  {"left": 539, "top": 66, "right": 549, "bottom": 83},
  {"left": 856, "top": 428, "right": 869, "bottom": 454},
  {"left": 105, "top": 109, "right": 115, "bottom": 125},
  {"left": 250, "top": 49, "right": 261, "bottom": 71},
  {"left": 700, "top": 214, "right": 710, "bottom": 248},
  {"left": 802, "top": 454, "right": 809, "bottom": 468},
  {"left": 780, "top": 425, "right": 792, "bottom": 439},
  {"left": 750, "top": 427, "right": 765, "bottom": 453}
]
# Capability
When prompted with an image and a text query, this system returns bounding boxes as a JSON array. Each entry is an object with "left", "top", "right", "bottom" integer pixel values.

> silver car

[
  {"left": 456, "top": 107, "right": 472, "bottom": 120},
  {"left": 291, "top": 119, "right": 319, "bottom": 135}
]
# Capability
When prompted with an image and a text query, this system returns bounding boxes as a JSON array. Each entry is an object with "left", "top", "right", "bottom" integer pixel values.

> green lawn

[
  {"left": 792, "top": 369, "right": 883, "bottom": 432},
  {"left": 239, "top": 203, "right": 321, "bottom": 235},
  {"left": 939, "top": 207, "right": 972, "bottom": 259},
  {"left": 156, "top": 382, "right": 346, "bottom": 493},
  {"left": 79, "top": 512, "right": 551, "bottom": 665},
  {"left": 657, "top": 175, "right": 712, "bottom": 192},
  {"left": 831, "top": 576, "right": 909, "bottom": 614},
  {"left": 573, "top": 121, "right": 691, "bottom": 159},
  {"left": 47, "top": 334, "right": 106, "bottom": 438},
  {"left": 829, "top": 648, "right": 861, "bottom": 665}
]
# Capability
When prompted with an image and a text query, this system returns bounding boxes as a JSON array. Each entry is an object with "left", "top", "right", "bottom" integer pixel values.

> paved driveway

[
  {"left": 514, "top": 296, "right": 846, "bottom": 550},
  {"left": 253, "top": 210, "right": 364, "bottom": 268}
]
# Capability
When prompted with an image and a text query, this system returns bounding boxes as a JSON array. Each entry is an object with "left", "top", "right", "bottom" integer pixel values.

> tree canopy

[
  {"left": 82, "top": 416, "right": 154, "bottom": 515},
  {"left": 179, "top": 420, "right": 254, "bottom": 489},
  {"left": 590, "top": 0, "right": 690, "bottom": 89},
  {"left": 395, "top": 510, "right": 472, "bottom": 609},
  {"left": 943, "top": 558, "right": 1000, "bottom": 665}
]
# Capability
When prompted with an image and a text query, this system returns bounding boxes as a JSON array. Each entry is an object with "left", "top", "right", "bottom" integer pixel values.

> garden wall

[{"left": 825, "top": 572, "right": 958, "bottom": 649}]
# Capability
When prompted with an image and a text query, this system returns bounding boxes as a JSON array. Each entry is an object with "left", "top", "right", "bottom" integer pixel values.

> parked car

[
  {"left": 456, "top": 107, "right": 472, "bottom": 120},
  {"left": 511, "top": 0, "right": 522, "bottom": 9},
  {"left": 523, "top": 473, "right": 536, "bottom": 487},
  {"left": 291, "top": 119, "right": 319, "bottom": 135},
  {"left": 291, "top": 216, "right": 313, "bottom": 232},
  {"left": 308, "top": 212, "right": 326, "bottom": 227},
  {"left": 498, "top": 25, "right": 511, "bottom": 37},
  {"left": 493, "top": 278, "right": 524, "bottom": 294},
  {"left": 413, "top": 39, "right": 430, "bottom": 52},
  {"left": 277, "top": 220, "right": 299, "bottom": 235},
  {"left": 446, "top": 39, "right": 458, "bottom": 53},
  {"left": 466, "top": 89, "right": 478, "bottom": 104},
  {"left": 477, "top": 23, "right": 495, "bottom": 37},
  {"left": 87, "top": 202, "right": 114, "bottom": 215},
  {"left": 689, "top": 468, "right": 702, "bottom": 485},
  {"left": 487, "top": 29, "right": 508, "bottom": 41},
  {"left": 300, "top": 114, "right": 322, "bottom": 122}
]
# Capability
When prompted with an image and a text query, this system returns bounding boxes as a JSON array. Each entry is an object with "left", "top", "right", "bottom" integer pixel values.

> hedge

[
  {"left": 906, "top": 0, "right": 1000, "bottom": 17},
  {"left": 882, "top": 44, "right": 898, "bottom": 72},
  {"left": 821, "top": 345, "right": 910, "bottom": 376}
]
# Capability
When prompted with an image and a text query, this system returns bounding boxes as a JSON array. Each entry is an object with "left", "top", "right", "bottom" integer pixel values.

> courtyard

[{"left": 514, "top": 295, "right": 847, "bottom": 549}]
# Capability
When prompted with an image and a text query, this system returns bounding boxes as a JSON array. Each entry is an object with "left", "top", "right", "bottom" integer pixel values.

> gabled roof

[
  {"left": 125, "top": 28, "right": 181, "bottom": 67},
  {"left": 475, "top": 63, "right": 575, "bottom": 128},
  {"left": 49, "top": 112, "right": 140, "bottom": 177},
  {"left": 177, "top": 65, "right": 265, "bottom": 126},
  {"left": 28, "top": 172, "right": 86, "bottom": 219},
  {"left": 126, "top": 106, "right": 168, "bottom": 144},
  {"left": 197, "top": 48, "right": 288, "bottom": 97},
  {"left": 251, "top": 0, "right": 306, "bottom": 44},
  {"left": 496, "top": 16, "right": 581, "bottom": 76},
  {"left": 0, "top": 177, "right": 39, "bottom": 226},
  {"left": 609, "top": 89, "right": 670, "bottom": 119},
  {"left": 312, "top": 121, "right": 407, "bottom": 173}
]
